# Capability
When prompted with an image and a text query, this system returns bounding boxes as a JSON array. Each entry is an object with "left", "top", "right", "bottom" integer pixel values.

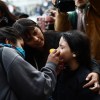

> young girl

[{"left": 52, "top": 30, "right": 100, "bottom": 100}]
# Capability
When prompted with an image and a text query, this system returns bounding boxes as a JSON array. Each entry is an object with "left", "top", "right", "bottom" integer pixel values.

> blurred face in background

[
  {"left": 45, "top": 16, "right": 54, "bottom": 30},
  {"left": 74, "top": 0, "right": 88, "bottom": 8},
  {"left": 24, "top": 27, "right": 44, "bottom": 48}
]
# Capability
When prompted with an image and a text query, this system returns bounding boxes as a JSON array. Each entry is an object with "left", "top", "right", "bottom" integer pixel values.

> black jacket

[
  {"left": 0, "top": 47, "right": 57, "bottom": 100},
  {"left": 52, "top": 66, "right": 100, "bottom": 100}
]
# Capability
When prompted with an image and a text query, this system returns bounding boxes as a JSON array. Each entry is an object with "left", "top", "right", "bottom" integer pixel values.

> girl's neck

[{"left": 69, "top": 60, "right": 79, "bottom": 71}]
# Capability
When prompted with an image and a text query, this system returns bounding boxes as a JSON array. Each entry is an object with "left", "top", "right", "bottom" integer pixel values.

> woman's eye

[{"left": 59, "top": 45, "right": 64, "bottom": 49}]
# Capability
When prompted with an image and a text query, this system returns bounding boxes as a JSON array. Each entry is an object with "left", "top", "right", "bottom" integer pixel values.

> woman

[
  {"left": 52, "top": 30, "right": 100, "bottom": 100},
  {"left": 13, "top": 18, "right": 100, "bottom": 92},
  {"left": 0, "top": 27, "right": 60, "bottom": 100}
]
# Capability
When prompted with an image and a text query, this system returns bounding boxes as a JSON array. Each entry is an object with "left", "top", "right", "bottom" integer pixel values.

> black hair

[
  {"left": 15, "top": 12, "right": 29, "bottom": 18},
  {"left": 12, "top": 18, "right": 43, "bottom": 41},
  {"left": 0, "top": 27, "right": 22, "bottom": 45},
  {"left": 0, "top": 1, "right": 17, "bottom": 27},
  {"left": 62, "top": 30, "right": 91, "bottom": 67}
]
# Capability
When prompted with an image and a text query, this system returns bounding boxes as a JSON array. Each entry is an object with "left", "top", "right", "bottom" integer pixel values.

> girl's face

[
  {"left": 25, "top": 27, "right": 44, "bottom": 48},
  {"left": 57, "top": 37, "right": 74, "bottom": 63}
]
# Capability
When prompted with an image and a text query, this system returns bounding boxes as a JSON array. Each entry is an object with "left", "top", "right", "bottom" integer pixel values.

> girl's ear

[
  {"left": 5, "top": 39, "right": 12, "bottom": 44},
  {"left": 5, "top": 39, "right": 9, "bottom": 44}
]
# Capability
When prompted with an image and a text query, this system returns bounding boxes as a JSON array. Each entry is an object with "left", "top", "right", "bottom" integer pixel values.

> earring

[{"left": 73, "top": 54, "right": 76, "bottom": 57}]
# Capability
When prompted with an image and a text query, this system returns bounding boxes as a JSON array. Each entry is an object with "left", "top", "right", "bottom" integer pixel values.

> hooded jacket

[{"left": 0, "top": 47, "right": 57, "bottom": 100}]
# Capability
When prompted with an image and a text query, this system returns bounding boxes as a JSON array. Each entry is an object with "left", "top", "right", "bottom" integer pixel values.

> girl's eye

[{"left": 59, "top": 45, "right": 64, "bottom": 49}]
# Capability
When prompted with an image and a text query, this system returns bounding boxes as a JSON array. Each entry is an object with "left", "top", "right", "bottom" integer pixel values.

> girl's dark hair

[
  {"left": 13, "top": 18, "right": 43, "bottom": 41},
  {"left": 0, "top": 1, "right": 17, "bottom": 26},
  {"left": 62, "top": 30, "right": 91, "bottom": 67},
  {"left": 0, "top": 27, "right": 22, "bottom": 45}
]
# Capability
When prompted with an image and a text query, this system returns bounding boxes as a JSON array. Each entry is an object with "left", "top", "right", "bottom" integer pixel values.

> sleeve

[
  {"left": 90, "top": 59, "right": 100, "bottom": 74},
  {"left": 54, "top": 9, "right": 71, "bottom": 32},
  {"left": 75, "top": 67, "right": 100, "bottom": 100},
  {"left": 89, "top": 0, "right": 100, "bottom": 15},
  {"left": 3, "top": 48, "right": 57, "bottom": 100}
]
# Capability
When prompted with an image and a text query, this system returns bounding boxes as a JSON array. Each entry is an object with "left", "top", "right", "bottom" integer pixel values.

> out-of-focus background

[{"left": 2, "top": 0, "right": 53, "bottom": 22}]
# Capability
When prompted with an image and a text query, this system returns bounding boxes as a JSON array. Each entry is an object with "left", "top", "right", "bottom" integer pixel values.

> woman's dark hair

[
  {"left": 12, "top": 18, "right": 43, "bottom": 41},
  {"left": 0, "top": 1, "right": 17, "bottom": 27},
  {"left": 0, "top": 27, "right": 22, "bottom": 45},
  {"left": 62, "top": 30, "right": 91, "bottom": 67}
]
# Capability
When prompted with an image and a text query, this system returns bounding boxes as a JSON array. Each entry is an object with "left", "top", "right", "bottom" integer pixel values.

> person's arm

[
  {"left": 89, "top": 0, "right": 100, "bottom": 15},
  {"left": 77, "top": 67, "right": 100, "bottom": 100},
  {"left": 3, "top": 47, "right": 60, "bottom": 100},
  {"left": 54, "top": 9, "right": 71, "bottom": 32},
  {"left": 90, "top": 59, "right": 100, "bottom": 74},
  {"left": 83, "top": 59, "right": 100, "bottom": 92}
]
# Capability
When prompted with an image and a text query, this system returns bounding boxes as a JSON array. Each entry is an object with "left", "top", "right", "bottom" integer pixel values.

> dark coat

[
  {"left": 52, "top": 66, "right": 100, "bottom": 100},
  {"left": 0, "top": 47, "right": 57, "bottom": 100}
]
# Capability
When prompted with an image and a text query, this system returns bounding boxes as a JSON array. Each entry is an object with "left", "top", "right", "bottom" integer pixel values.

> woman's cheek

[{"left": 59, "top": 49, "right": 64, "bottom": 58}]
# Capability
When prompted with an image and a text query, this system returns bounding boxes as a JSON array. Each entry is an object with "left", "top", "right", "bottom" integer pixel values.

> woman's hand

[{"left": 83, "top": 72, "right": 100, "bottom": 92}]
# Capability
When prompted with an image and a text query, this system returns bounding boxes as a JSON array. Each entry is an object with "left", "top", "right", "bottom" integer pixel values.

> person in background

[
  {"left": 0, "top": 0, "right": 17, "bottom": 28},
  {"left": 42, "top": 0, "right": 53, "bottom": 12},
  {"left": 52, "top": 0, "right": 100, "bottom": 65},
  {"left": 14, "top": 12, "right": 29, "bottom": 19},
  {"left": 42, "top": 7, "right": 56, "bottom": 31},
  {"left": 52, "top": 30, "right": 100, "bottom": 100},
  {"left": 0, "top": 27, "right": 60, "bottom": 100},
  {"left": 34, "top": 4, "right": 43, "bottom": 16},
  {"left": 13, "top": 18, "right": 100, "bottom": 93}
]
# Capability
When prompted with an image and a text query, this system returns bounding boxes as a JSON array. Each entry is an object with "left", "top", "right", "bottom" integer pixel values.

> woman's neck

[{"left": 69, "top": 60, "right": 79, "bottom": 71}]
